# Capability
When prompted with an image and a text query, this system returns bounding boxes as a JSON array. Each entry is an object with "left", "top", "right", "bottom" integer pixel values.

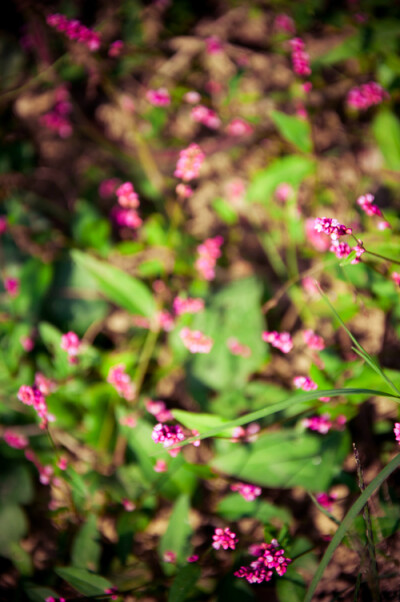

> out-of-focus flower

[
  {"left": 377, "top": 220, "right": 390, "bottom": 230},
  {"left": 146, "top": 399, "right": 173, "bottom": 422},
  {"left": 212, "top": 527, "right": 238, "bottom": 550},
  {"left": 4, "top": 278, "right": 19, "bottom": 297},
  {"left": 305, "top": 219, "right": 331, "bottom": 252},
  {"left": 40, "top": 86, "right": 72, "bottom": 138},
  {"left": 146, "top": 88, "right": 170, "bottom": 107},
  {"left": 107, "top": 364, "right": 136, "bottom": 401},
  {"left": 195, "top": 235, "right": 223, "bottom": 280},
  {"left": 116, "top": 182, "right": 139, "bottom": 208},
  {"left": 231, "top": 482, "right": 261, "bottom": 501},
  {"left": 357, "top": 193, "right": 382, "bottom": 217},
  {"left": 99, "top": 178, "right": 121, "bottom": 199},
  {"left": 314, "top": 217, "right": 352, "bottom": 240},
  {"left": 303, "top": 329, "right": 325, "bottom": 351},
  {"left": 3, "top": 430, "right": 29, "bottom": 449},
  {"left": 316, "top": 491, "right": 337, "bottom": 511},
  {"left": 35, "top": 373, "right": 56, "bottom": 396},
  {"left": 227, "top": 337, "right": 252, "bottom": 358},
  {"left": 226, "top": 118, "right": 253, "bottom": 136},
  {"left": 180, "top": 328, "right": 213, "bottom": 354},
  {"left": 274, "top": 14, "right": 296, "bottom": 34},
  {"left": 163, "top": 550, "right": 177, "bottom": 563},
  {"left": 289, "top": 37, "right": 311, "bottom": 77},
  {"left": 60, "top": 331, "right": 81, "bottom": 362},
  {"left": 205, "top": 36, "right": 223, "bottom": 54},
  {"left": 119, "top": 414, "right": 138, "bottom": 428},
  {"left": 262, "top": 331, "right": 293, "bottom": 353},
  {"left": 0, "top": 216, "right": 7, "bottom": 234},
  {"left": 108, "top": 40, "right": 123, "bottom": 57},
  {"left": 158, "top": 310, "right": 175, "bottom": 332},
  {"left": 302, "top": 277, "right": 319, "bottom": 297},
  {"left": 330, "top": 240, "right": 351, "bottom": 259},
  {"left": 392, "top": 273, "right": 400, "bottom": 286},
  {"left": 293, "top": 375, "right": 318, "bottom": 391},
  {"left": 174, "top": 143, "right": 205, "bottom": 181},
  {"left": 187, "top": 554, "right": 199, "bottom": 562},
  {"left": 47, "top": 13, "right": 101, "bottom": 51},
  {"left": 154, "top": 459, "right": 168, "bottom": 472},
  {"left": 18, "top": 385, "right": 50, "bottom": 429},
  {"left": 231, "top": 423, "right": 260, "bottom": 443},
  {"left": 191, "top": 105, "right": 221, "bottom": 129},
  {"left": 176, "top": 183, "right": 193, "bottom": 198},
  {"left": 394, "top": 423, "right": 400, "bottom": 444},
  {"left": 104, "top": 587, "right": 118, "bottom": 601},
  {"left": 173, "top": 296, "right": 205, "bottom": 316},
  {"left": 302, "top": 81, "right": 312, "bottom": 93},
  {"left": 152, "top": 423, "right": 185, "bottom": 449},
  {"left": 275, "top": 183, "right": 293, "bottom": 203},
  {"left": 57, "top": 456, "right": 68, "bottom": 470},
  {"left": 21, "top": 336, "right": 34, "bottom": 352},
  {"left": 302, "top": 414, "right": 332, "bottom": 434},
  {"left": 122, "top": 498, "right": 136, "bottom": 512},
  {"left": 347, "top": 82, "right": 387, "bottom": 110},
  {"left": 184, "top": 91, "right": 201, "bottom": 104}
]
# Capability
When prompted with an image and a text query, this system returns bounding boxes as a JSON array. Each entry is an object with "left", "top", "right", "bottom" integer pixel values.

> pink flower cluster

[
  {"left": 392, "top": 273, "right": 400, "bottom": 286},
  {"left": 3, "top": 430, "right": 29, "bottom": 449},
  {"left": 152, "top": 424, "right": 185, "bottom": 457},
  {"left": 158, "top": 310, "right": 175, "bottom": 332},
  {"left": 293, "top": 376, "right": 318, "bottom": 391},
  {"left": 274, "top": 14, "right": 296, "bottom": 34},
  {"left": 4, "top": 278, "right": 19, "bottom": 297},
  {"left": 227, "top": 337, "right": 252, "bottom": 358},
  {"left": 173, "top": 296, "right": 205, "bottom": 316},
  {"left": 303, "top": 414, "right": 346, "bottom": 434},
  {"left": 146, "top": 399, "right": 173, "bottom": 422},
  {"left": 180, "top": 327, "right": 214, "bottom": 354},
  {"left": 303, "top": 329, "right": 325, "bottom": 351},
  {"left": 60, "top": 331, "right": 81, "bottom": 363},
  {"left": 45, "top": 597, "right": 66, "bottom": 602},
  {"left": 191, "top": 105, "right": 221, "bottom": 129},
  {"left": 25, "top": 450, "right": 55, "bottom": 485},
  {"left": 357, "top": 193, "right": 382, "bottom": 217},
  {"left": 195, "top": 235, "right": 223, "bottom": 280},
  {"left": 235, "top": 540, "right": 291, "bottom": 584},
  {"left": 40, "top": 87, "right": 72, "bottom": 138},
  {"left": 113, "top": 182, "right": 142, "bottom": 230},
  {"left": 347, "top": 82, "right": 387, "bottom": 111},
  {"left": 176, "top": 183, "right": 193, "bottom": 198},
  {"left": 107, "top": 364, "right": 136, "bottom": 401},
  {"left": 18, "top": 385, "right": 51, "bottom": 429},
  {"left": 108, "top": 40, "right": 123, "bottom": 57},
  {"left": 205, "top": 36, "right": 223, "bottom": 54},
  {"left": 146, "top": 88, "right": 171, "bottom": 107},
  {"left": 226, "top": 118, "right": 253, "bottom": 136},
  {"left": 184, "top": 91, "right": 201, "bottom": 104},
  {"left": 289, "top": 38, "right": 311, "bottom": 77},
  {"left": 46, "top": 14, "right": 101, "bottom": 51},
  {"left": 314, "top": 217, "right": 352, "bottom": 240},
  {"left": 212, "top": 527, "right": 238, "bottom": 550},
  {"left": 35, "top": 372, "right": 56, "bottom": 396},
  {"left": 174, "top": 143, "right": 205, "bottom": 182},
  {"left": 231, "top": 482, "right": 261, "bottom": 501},
  {"left": 316, "top": 491, "right": 337, "bottom": 511},
  {"left": 275, "top": 183, "right": 293, "bottom": 203},
  {"left": 231, "top": 423, "right": 260, "bottom": 443},
  {"left": 262, "top": 331, "right": 293, "bottom": 353},
  {"left": 394, "top": 422, "right": 400, "bottom": 444}
]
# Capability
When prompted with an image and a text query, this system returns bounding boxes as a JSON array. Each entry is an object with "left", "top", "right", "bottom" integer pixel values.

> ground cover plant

[{"left": 1, "top": 1, "right": 400, "bottom": 600}]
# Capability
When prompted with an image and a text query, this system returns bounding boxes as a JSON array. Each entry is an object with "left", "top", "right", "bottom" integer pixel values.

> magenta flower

[
  {"left": 235, "top": 539, "right": 291, "bottom": 583},
  {"left": 119, "top": 414, "right": 137, "bottom": 428},
  {"left": 176, "top": 183, "right": 193, "bottom": 198},
  {"left": 158, "top": 310, "right": 175, "bottom": 332},
  {"left": 347, "top": 82, "right": 387, "bottom": 111},
  {"left": 18, "top": 385, "right": 50, "bottom": 429},
  {"left": 60, "top": 331, "right": 81, "bottom": 360},
  {"left": 330, "top": 240, "right": 351, "bottom": 259},
  {"left": 108, "top": 40, "right": 123, "bottom": 57},
  {"left": 392, "top": 273, "right": 400, "bottom": 286},
  {"left": 107, "top": 364, "right": 136, "bottom": 401},
  {"left": 357, "top": 193, "right": 382, "bottom": 217},
  {"left": 0, "top": 216, "right": 7, "bottom": 234},
  {"left": 173, "top": 296, "right": 205, "bottom": 316},
  {"left": 274, "top": 14, "right": 296, "bottom": 34},
  {"left": 191, "top": 105, "right": 221, "bottom": 129},
  {"left": 226, "top": 118, "right": 253, "bottom": 137},
  {"left": 275, "top": 183, "right": 293, "bottom": 203},
  {"left": 187, "top": 554, "right": 199, "bottom": 563},
  {"left": 305, "top": 219, "right": 331, "bottom": 252},
  {"left": 351, "top": 244, "right": 365, "bottom": 264},
  {"left": 394, "top": 423, "right": 400, "bottom": 444},
  {"left": 47, "top": 13, "right": 101, "bottom": 51},
  {"left": 231, "top": 423, "right": 260, "bottom": 443},
  {"left": 154, "top": 459, "right": 168, "bottom": 472},
  {"left": 146, "top": 88, "right": 171, "bottom": 107},
  {"left": 180, "top": 327, "right": 214, "bottom": 354},
  {"left": 3, "top": 430, "right": 29, "bottom": 449},
  {"left": 302, "top": 414, "right": 332, "bottom": 434},
  {"left": 195, "top": 235, "right": 223, "bottom": 280},
  {"left": 116, "top": 182, "right": 139, "bottom": 208},
  {"left": 34, "top": 373, "right": 56, "bottom": 396},
  {"left": 152, "top": 423, "right": 185, "bottom": 449},
  {"left": 262, "top": 331, "right": 293, "bottom": 353},
  {"left": 212, "top": 527, "right": 238, "bottom": 551},
  {"left": 231, "top": 482, "right": 262, "bottom": 501},
  {"left": 183, "top": 90, "right": 201, "bottom": 104},
  {"left": 163, "top": 550, "right": 177, "bottom": 563},
  {"left": 174, "top": 143, "right": 205, "bottom": 181},
  {"left": 40, "top": 86, "right": 72, "bottom": 138},
  {"left": 303, "top": 329, "right": 325, "bottom": 351},
  {"left": 4, "top": 278, "right": 19, "bottom": 297},
  {"left": 289, "top": 37, "right": 311, "bottom": 77},
  {"left": 146, "top": 399, "right": 173, "bottom": 422},
  {"left": 293, "top": 375, "right": 318, "bottom": 391},
  {"left": 205, "top": 36, "right": 223, "bottom": 54},
  {"left": 314, "top": 217, "right": 352, "bottom": 240},
  {"left": 316, "top": 491, "right": 337, "bottom": 511},
  {"left": 227, "top": 337, "right": 252, "bottom": 358}
]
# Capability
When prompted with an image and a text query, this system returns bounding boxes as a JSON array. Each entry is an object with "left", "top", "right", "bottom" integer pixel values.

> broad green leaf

[
  {"left": 55, "top": 567, "right": 112, "bottom": 596},
  {"left": 372, "top": 110, "right": 400, "bottom": 171},
  {"left": 25, "top": 586, "right": 59, "bottom": 602},
  {"left": 72, "top": 199, "right": 111, "bottom": 254},
  {"left": 71, "top": 514, "right": 101, "bottom": 571},
  {"left": 71, "top": 250, "right": 156, "bottom": 317},
  {"left": 159, "top": 494, "right": 192, "bottom": 575},
  {"left": 270, "top": 110, "right": 312, "bottom": 153},
  {"left": 0, "top": 505, "right": 27, "bottom": 554},
  {"left": 168, "top": 564, "right": 201, "bottom": 602},
  {"left": 14, "top": 258, "right": 53, "bottom": 321},
  {"left": 247, "top": 156, "right": 316, "bottom": 204},
  {"left": 312, "top": 31, "right": 363, "bottom": 66},
  {"left": 172, "top": 410, "right": 232, "bottom": 436},
  {"left": 212, "top": 430, "right": 349, "bottom": 491}
]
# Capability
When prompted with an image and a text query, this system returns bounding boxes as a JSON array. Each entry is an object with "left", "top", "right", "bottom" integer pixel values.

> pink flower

[
  {"left": 357, "top": 193, "right": 382, "bottom": 217},
  {"left": 347, "top": 82, "right": 387, "bottom": 111},
  {"left": 132, "top": 315, "right": 151, "bottom": 329},
  {"left": 191, "top": 105, "right": 221, "bottom": 129},
  {"left": 180, "top": 328, "right": 213, "bottom": 354},
  {"left": 227, "top": 337, "right": 252, "bottom": 358},
  {"left": 392, "top": 273, "right": 400, "bottom": 286},
  {"left": 303, "top": 329, "right": 325, "bottom": 351},
  {"left": 274, "top": 14, "right": 296, "bottom": 34},
  {"left": 302, "top": 277, "right": 319, "bottom": 297},
  {"left": 351, "top": 244, "right": 365, "bottom": 264},
  {"left": 21, "top": 336, "right": 34, "bottom": 352},
  {"left": 316, "top": 492, "right": 337, "bottom": 511},
  {"left": 302, "top": 81, "right": 312, "bottom": 93},
  {"left": 314, "top": 217, "right": 352, "bottom": 240},
  {"left": 377, "top": 220, "right": 390, "bottom": 230},
  {"left": 4, "top": 278, "right": 19, "bottom": 297},
  {"left": 305, "top": 219, "right": 331, "bottom": 252},
  {"left": 17, "top": 385, "right": 50, "bottom": 429},
  {"left": 176, "top": 183, "right": 193, "bottom": 198},
  {"left": 226, "top": 118, "right": 253, "bottom": 136},
  {"left": 212, "top": 527, "right": 238, "bottom": 550},
  {"left": 57, "top": 456, "right": 68, "bottom": 470},
  {"left": 158, "top": 310, "right": 175, "bottom": 332},
  {"left": 47, "top": 13, "right": 101, "bottom": 51},
  {"left": 40, "top": 86, "right": 72, "bottom": 138},
  {"left": 187, "top": 554, "right": 199, "bottom": 562},
  {"left": 231, "top": 423, "right": 260, "bottom": 443},
  {"left": 146, "top": 399, "right": 173, "bottom": 422},
  {"left": 293, "top": 376, "right": 318, "bottom": 391},
  {"left": 289, "top": 37, "right": 311, "bottom": 77},
  {"left": 163, "top": 550, "right": 177, "bottom": 563},
  {"left": 330, "top": 240, "right": 351, "bottom": 259},
  {"left": 116, "top": 182, "right": 139, "bottom": 209},
  {"left": 154, "top": 459, "right": 168, "bottom": 472},
  {"left": 173, "top": 296, "right": 205, "bottom": 316},
  {"left": 184, "top": 91, "right": 201, "bottom": 104},
  {"left": 108, "top": 40, "right": 123, "bottom": 57},
  {"left": 302, "top": 414, "right": 332, "bottom": 434},
  {"left": 122, "top": 498, "right": 136, "bottom": 512},
  {"left": 119, "top": 414, "right": 137, "bottom": 428},
  {"left": 152, "top": 423, "right": 185, "bottom": 449},
  {"left": 205, "top": 36, "right": 223, "bottom": 54},
  {"left": 225, "top": 178, "right": 246, "bottom": 205},
  {"left": 275, "top": 183, "right": 293, "bottom": 203},
  {"left": 146, "top": 88, "right": 170, "bottom": 107},
  {"left": 3, "top": 430, "right": 29, "bottom": 449},
  {"left": 231, "top": 482, "right": 261, "bottom": 501},
  {"left": 195, "top": 235, "right": 223, "bottom": 280},
  {"left": 394, "top": 423, "right": 400, "bottom": 444},
  {"left": 0, "top": 216, "right": 7, "bottom": 234},
  {"left": 235, "top": 539, "right": 291, "bottom": 583},
  {"left": 99, "top": 178, "right": 120, "bottom": 199},
  {"left": 60, "top": 331, "right": 80, "bottom": 357},
  {"left": 174, "top": 143, "right": 205, "bottom": 181},
  {"left": 107, "top": 364, "right": 136, "bottom": 401},
  {"left": 104, "top": 588, "right": 118, "bottom": 601},
  {"left": 262, "top": 331, "right": 293, "bottom": 353},
  {"left": 34, "top": 373, "right": 56, "bottom": 396}
]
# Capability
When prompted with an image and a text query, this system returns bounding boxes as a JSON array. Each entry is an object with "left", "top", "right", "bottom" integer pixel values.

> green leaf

[
  {"left": 305, "top": 453, "right": 400, "bottom": 602},
  {"left": 25, "top": 586, "right": 59, "bottom": 602},
  {"left": 0, "top": 505, "right": 28, "bottom": 554},
  {"left": 312, "top": 31, "right": 363, "bottom": 66},
  {"left": 270, "top": 110, "right": 312, "bottom": 153},
  {"left": 55, "top": 567, "right": 112, "bottom": 596},
  {"left": 14, "top": 258, "right": 53, "bottom": 321},
  {"left": 159, "top": 494, "right": 192, "bottom": 574},
  {"left": 0, "top": 464, "right": 33, "bottom": 505},
  {"left": 172, "top": 410, "right": 232, "bottom": 437},
  {"left": 339, "top": 250, "right": 356, "bottom": 266},
  {"left": 217, "top": 494, "right": 290, "bottom": 522},
  {"left": 71, "top": 250, "right": 156, "bottom": 317},
  {"left": 212, "top": 198, "right": 238, "bottom": 225},
  {"left": 247, "top": 156, "right": 316, "bottom": 203},
  {"left": 71, "top": 514, "right": 101, "bottom": 571},
  {"left": 168, "top": 564, "right": 201, "bottom": 602},
  {"left": 372, "top": 109, "right": 400, "bottom": 171}
]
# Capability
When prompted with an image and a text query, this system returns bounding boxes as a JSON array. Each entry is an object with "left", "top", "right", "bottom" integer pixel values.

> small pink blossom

[
  {"left": 394, "top": 423, "right": 400, "bottom": 444},
  {"left": 122, "top": 498, "right": 136, "bottom": 512},
  {"left": 3, "top": 430, "right": 29, "bottom": 449},
  {"left": 314, "top": 217, "right": 352, "bottom": 240},
  {"left": 262, "top": 331, "right": 293, "bottom": 353},
  {"left": 107, "top": 364, "right": 136, "bottom": 401},
  {"left": 180, "top": 328, "right": 213, "bottom": 354},
  {"left": 351, "top": 244, "right": 365, "bottom": 264},
  {"left": 227, "top": 337, "right": 252, "bottom": 358},
  {"left": 116, "top": 182, "right": 139, "bottom": 209},
  {"left": 108, "top": 40, "right": 123, "bottom": 57},
  {"left": 205, "top": 36, "right": 223, "bottom": 54},
  {"left": 377, "top": 220, "right": 391, "bottom": 230},
  {"left": 347, "top": 82, "right": 387, "bottom": 111},
  {"left": 176, "top": 183, "right": 193, "bottom": 198},
  {"left": 154, "top": 459, "right": 168, "bottom": 472},
  {"left": 225, "top": 178, "right": 246, "bottom": 205},
  {"left": 34, "top": 373, "right": 56, "bottom": 396},
  {"left": 17, "top": 385, "right": 50, "bottom": 429},
  {"left": 60, "top": 331, "right": 81, "bottom": 358},
  {"left": 274, "top": 14, "right": 296, "bottom": 34},
  {"left": 293, "top": 375, "right": 318, "bottom": 391},
  {"left": 187, "top": 554, "right": 199, "bottom": 562},
  {"left": 104, "top": 588, "right": 118, "bottom": 601},
  {"left": 25, "top": 450, "right": 54, "bottom": 485},
  {"left": 212, "top": 527, "right": 238, "bottom": 550},
  {"left": 40, "top": 86, "right": 72, "bottom": 138},
  {"left": 289, "top": 37, "right": 311, "bottom": 77},
  {"left": 191, "top": 105, "right": 221, "bottom": 129},
  {"left": 235, "top": 539, "right": 291, "bottom": 583},
  {"left": 174, "top": 143, "right": 205, "bottom": 181},
  {"left": 330, "top": 240, "right": 351, "bottom": 259},
  {"left": 57, "top": 456, "right": 68, "bottom": 470},
  {"left": 305, "top": 219, "right": 331, "bottom": 252},
  {"left": 302, "top": 81, "right": 312, "bottom": 93},
  {"left": 302, "top": 276, "right": 319, "bottom": 297},
  {"left": 158, "top": 310, "right": 175, "bottom": 332},
  {"left": 357, "top": 193, "right": 382, "bottom": 217},
  {"left": 303, "top": 329, "right": 325, "bottom": 351},
  {"left": 146, "top": 87, "right": 170, "bottom": 107},
  {"left": 173, "top": 296, "right": 205, "bottom": 316},
  {"left": 231, "top": 423, "right": 260, "bottom": 443},
  {"left": 4, "top": 278, "right": 19, "bottom": 297},
  {"left": 163, "top": 550, "right": 177, "bottom": 563},
  {"left": 0, "top": 216, "right": 7, "bottom": 234},
  {"left": 316, "top": 492, "right": 337, "bottom": 511},
  {"left": 195, "top": 235, "right": 223, "bottom": 280},
  {"left": 47, "top": 13, "right": 101, "bottom": 51},
  {"left": 45, "top": 597, "right": 66, "bottom": 602},
  {"left": 275, "top": 183, "right": 293, "bottom": 203},
  {"left": 99, "top": 178, "right": 120, "bottom": 199},
  {"left": 303, "top": 414, "right": 332, "bottom": 434},
  {"left": 226, "top": 118, "right": 253, "bottom": 136},
  {"left": 231, "top": 482, "right": 261, "bottom": 501},
  {"left": 146, "top": 399, "right": 173, "bottom": 422},
  {"left": 152, "top": 423, "right": 185, "bottom": 449},
  {"left": 392, "top": 273, "right": 400, "bottom": 286},
  {"left": 184, "top": 91, "right": 201, "bottom": 104},
  {"left": 21, "top": 336, "right": 34, "bottom": 352},
  {"left": 132, "top": 315, "right": 151, "bottom": 329},
  {"left": 119, "top": 414, "right": 137, "bottom": 428}
]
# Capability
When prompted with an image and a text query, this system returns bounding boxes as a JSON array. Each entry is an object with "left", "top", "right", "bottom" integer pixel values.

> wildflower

[
  {"left": 394, "top": 423, "right": 400, "bottom": 444},
  {"left": 191, "top": 105, "right": 221, "bottom": 129},
  {"left": 18, "top": 385, "right": 50, "bottom": 429},
  {"left": 231, "top": 423, "right": 260, "bottom": 443},
  {"left": 303, "top": 329, "right": 325, "bottom": 351},
  {"left": 146, "top": 399, "right": 173, "bottom": 422},
  {"left": 205, "top": 36, "right": 223, "bottom": 54},
  {"left": 4, "top": 278, "right": 19, "bottom": 297},
  {"left": 34, "top": 373, "right": 56, "bottom": 396},
  {"left": 295, "top": 101, "right": 308, "bottom": 119},
  {"left": 377, "top": 220, "right": 390, "bottom": 230},
  {"left": 226, "top": 118, "right": 253, "bottom": 136},
  {"left": 262, "top": 331, "right": 293, "bottom": 353},
  {"left": 289, "top": 37, "right": 311, "bottom": 77},
  {"left": 195, "top": 235, "right": 223, "bottom": 281},
  {"left": 235, "top": 539, "right": 291, "bottom": 583},
  {"left": 293, "top": 376, "right": 318, "bottom": 391},
  {"left": 275, "top": 183, "right": 293, "bottom": 203},
  {"left": 184, "top": 90, "right": 201, "bottom": 104},
  {"left": 152, "top": 423, "right": 185, "bottom": 449},
  {"left": 176, "top": 183, "right": 193, "bottom": 198},
  {"left": 187, "top": 554, "right": 199, "bottom": 562},
  {"left": 212, "top": 527, "right": 238, "bottom": 550},
  {"left": 132, "top": 315, "right": 151, "bottom": 329},
  {"left": 47, "top": 13, "right": 101, "bottom": 51},
  {"left": 108, "top": 40, "right": 123, "bottom": 57},
  {"left": 274, "top": 14, "right": 296, "bottom": 34},
  {"left": 180, "top": 327, "right": 213, "bottom": 354},
  {"left": 163, "top": 550, "right": 177, "bottom": 563},
  {"left": 302, "top": 81, "right": 312, "bottom": 93},
  {"left": 357, "top": 193, "right": 382, "bottom": 217},
  {"left": 122, "top": 498, "right": 136, "bottom": 512},
  {"left": 231, "top": 482, "right": 262, "bottom": 501},
  {"left": 347, "top": 82, "right": 387, "bottom": 111},
  {"left": 174, "top": 143, "right": 205, "bottom": 181},
  {"left": 119, "top": 414, "right": 137, "bottom": 428},
  {"left": 107, "top": 364, "right": 136, "bottom": 401},
  {"left": 45, "top": 597, "right": 66, "bottom": 602},
  {"left": 392, "top": 273, "right": 400, "bottom": 286},
  {"left": 351, "top": 244, "right": 365, "bottom": 264},
  {"left": 225, "top": 178, "right": 246, "bottom": 206},
  {"left": 316, "top": 492, "right": 337, "bottom": 511},
  {"left": 302, "top": 414, "right": 332, "bottom": 434},
  {"left": 0, "top": 216, "right": 7, "bottom": 234},
  {"left": 104, "top": 587, "right": 118, "bottom": 601},
  {"left": 227, "top": 337, "right": 252, "bottom": 358},
  {"left": 314, "top": 217, "right": 352, "bottom": 240},
  {"left": 154, "top": 459, "right": 168, "bottom": 472},
  {"left": 99, "top": 178, "right": 120, "bottom": 199},
  {"left": 173, "top": 296, "right": 205, "bottom": 316},
  {"left": 60, "top": 331, "right": 81, "bottom": 359},
  {"left": 305, "top": 219, "right": 331, "bottom": 252},
  {"left": 158, "top": 310, "right": 175, "bottom": 332},
  {"left": 116, "top": 182, "right": 139, "bottom": 208},
  {"left": 3, "top": 430, "right": 29, "bottom": 449},
  {"left": 26, "top": 450, "right": 55, "bottom": 485},
  {"left": 40, "top": 86, "right": 72, "bottom": 138},
  {"left": 302, "top": 276, "right": 319, "bottom": 297},
  {"left": 146, "top": 88, "right": 170, "bottom": 107},
  {"left": 330, "top": 240, "right": 351, "bottom": 259},
  {"left": 21, "top": 336, "right": 34, "bottom": 352}
]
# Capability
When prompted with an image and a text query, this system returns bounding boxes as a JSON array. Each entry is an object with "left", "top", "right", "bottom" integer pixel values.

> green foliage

[
  {"left": 55, "top": 567, "right": 112, "bottom": 596},
  {"left": 270, "top": 110, "right": 313, "bottom": 153},
  {"left": 247, "top": 156, "right": 316, "bottom": 203}
]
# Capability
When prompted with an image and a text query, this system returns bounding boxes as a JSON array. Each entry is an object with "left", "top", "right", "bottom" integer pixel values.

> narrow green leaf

[
  {"left": 372, "top": 109, "right": 400, "bottom": 171},
  {"left": 71, "top": 249, "right": 156, "bottom": 317},
  {"left": 55, "top": 567, "right": 112, "bottom": 596},
  {"left": 305, "top": 453, "right": 400, "bottom": 602},
  {"left": 159, "top": 494, "right": 192, "bottom": 574},
  {"left": 270, "top": 110, "right": 312, "bottom": 153},
  {"left": 168, "top": 564, "right": 201, "bottom": 602},
  {"left": 71, "top": 514, "right": 101, "bottom": 571},
  {"left": 172, "top": 409, "right": 232, "bottom": 436}
]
